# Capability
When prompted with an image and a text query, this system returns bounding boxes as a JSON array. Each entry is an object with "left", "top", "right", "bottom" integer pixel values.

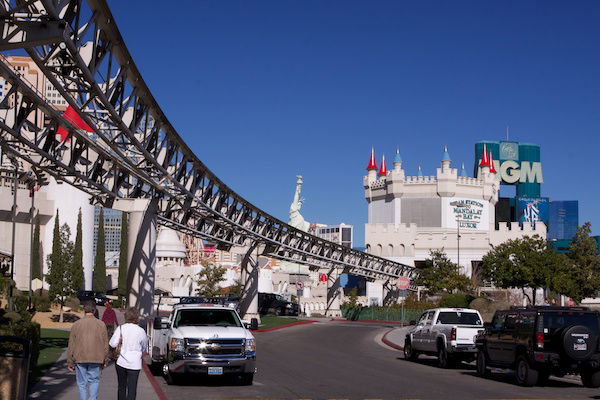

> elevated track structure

[{"left": 0, "top": 0, "right": 415, "bottom": 316}]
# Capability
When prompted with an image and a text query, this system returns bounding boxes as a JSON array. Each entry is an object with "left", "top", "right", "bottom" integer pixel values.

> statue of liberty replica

[{"left": 279, "top": 176, "right": 314, "bottom": 274}]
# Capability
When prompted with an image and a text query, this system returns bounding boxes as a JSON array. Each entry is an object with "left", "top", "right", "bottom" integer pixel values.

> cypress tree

[
  {"left": 31, "top": 213, "right": 41, "bottom": 280},
  {"left": 47, "top": 213, "right": 75, "bottom": 322},
  {"left": 118, "top": 212, "right": 129, "bottom": 300},
  {"left": 93, "top": 208, "right": 107, "bottom": 292},
  {"left": 49, "top": 210, "right": 61, "bottom": 278},
  {"left": 72, "top": 208, "right": 84, "bottom": 291}
]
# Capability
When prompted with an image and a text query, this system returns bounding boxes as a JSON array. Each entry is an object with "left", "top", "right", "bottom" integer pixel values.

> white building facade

[{"left": 364, "top": 146, "right": 547, "bottom": 280}]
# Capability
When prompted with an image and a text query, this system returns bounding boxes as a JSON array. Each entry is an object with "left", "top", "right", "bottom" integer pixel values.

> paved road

[{"left": 152, "top": 320, "right": 600, "bottom": 399}]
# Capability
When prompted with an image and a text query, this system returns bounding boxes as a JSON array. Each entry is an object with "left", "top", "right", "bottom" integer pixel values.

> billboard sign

[
  {"left": 443, "top": 198, "right": 489, "bottom": 231},
  {"left": 517, "top": 197, "right": 549, "bottom": 228},
  {"left": 475, "top": 141, "right": 543, "bottom": 198}
]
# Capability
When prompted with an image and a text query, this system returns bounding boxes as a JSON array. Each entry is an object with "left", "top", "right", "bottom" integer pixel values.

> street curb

[
  {"left": 253, "top": 320, "right": 317, "bottom": 332},
  {"left": 381, "top": 328, "right": 404, "bottom": 351},
  {"left": 142, "top": 359, "right": 169, "bottom": 400}
]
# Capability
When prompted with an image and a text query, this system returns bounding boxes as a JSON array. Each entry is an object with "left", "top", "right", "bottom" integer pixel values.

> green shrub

[
  {"left": 438, "top": 293, "right": 476, "bottom": 308},
  {"left": 14, "top": 294, "right": 29, "bottom": 312},
  {"left": 33, "top": 292, "right": 51, "bottom": 312},
  {"left": 0, "top": 309, "right": 41, "bottom": 367},
  {"left": 111, "top": 298, "right": 124, "bottom": 309},
  {"left": 404, "top": 293, "right": 437, "bottom": 310},
  {"left": 64, "top": 297, "right": 80, "bottom": 311}
]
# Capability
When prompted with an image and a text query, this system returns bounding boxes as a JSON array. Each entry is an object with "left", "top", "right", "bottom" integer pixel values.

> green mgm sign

[{"left": 474, "top": 141, "right": 542, "bottom": 198}]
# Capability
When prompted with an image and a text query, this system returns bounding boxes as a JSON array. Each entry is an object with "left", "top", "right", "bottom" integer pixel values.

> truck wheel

[
  {"left": 149, "top": 361, "right": 163, "bottom": 376},
  {"left": 515, "top": 356, "right": 538, "bottom": 386},
  {"left": 403, "top": 340, "right": 418, "bottom": 361},
  {"left": 276, "top": 308, "right": 284, "bottom": 316},
  {"left": 163, "top": 364, "right": 181, "bottom": 385},
  {"left": 437, "top": 346, "right": 452, "bottom": 368},
  {"left": 476, "top": 350, "right": 490, "bottom": 378},
  {"left": 581, "top": 369, "right": 600, "bottom": 388},
  {"left": 240, "top": 373, "right": 254, "bottom": 385}
]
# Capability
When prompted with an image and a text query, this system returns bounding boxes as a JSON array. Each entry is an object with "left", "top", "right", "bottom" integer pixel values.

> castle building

[{"left": 363, "top": 146, "right": 546, "bottom": 279}]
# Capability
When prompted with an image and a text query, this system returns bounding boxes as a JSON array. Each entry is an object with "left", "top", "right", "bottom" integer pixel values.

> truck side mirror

[
  {"left": 250, "top": 318, "right": 259, "bottom": 331},
  {"left": 153, "top": 316, "right": 163, "bottom": 330}
]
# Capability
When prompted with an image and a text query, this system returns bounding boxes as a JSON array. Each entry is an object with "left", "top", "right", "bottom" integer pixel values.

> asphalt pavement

[{"left": 149, "top": 320, "right": 600, "bottom": 399}]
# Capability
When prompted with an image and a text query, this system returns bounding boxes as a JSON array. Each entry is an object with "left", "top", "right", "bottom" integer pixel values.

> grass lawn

[
  {"left": 258, "top": 315, "right": 304, "bottom": 330},
  {"left": 30, "top": 328, "right": 70, "bottom": 384}
]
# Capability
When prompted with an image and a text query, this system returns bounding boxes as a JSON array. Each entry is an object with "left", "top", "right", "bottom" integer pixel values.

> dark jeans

[{"left": 115, "top": 364, "right": 140, "bottom": 400}]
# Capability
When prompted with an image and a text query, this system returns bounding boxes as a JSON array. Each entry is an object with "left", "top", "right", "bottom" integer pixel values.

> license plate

[
  {"left": 575, "top": 344, "right": 587, "bottom": 351},
  {"left": 208, "top": 367, "right": 223, "bottom": 375}
]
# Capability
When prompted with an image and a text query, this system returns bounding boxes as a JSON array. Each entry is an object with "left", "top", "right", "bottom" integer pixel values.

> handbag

[{"left": 110, "top": 327, "right": 123, "bottom": 361}]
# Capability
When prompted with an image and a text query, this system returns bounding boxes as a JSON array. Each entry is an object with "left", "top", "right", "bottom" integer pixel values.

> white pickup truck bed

[{"left": 404, "top": 308, "right": 484, "bottom": 368}]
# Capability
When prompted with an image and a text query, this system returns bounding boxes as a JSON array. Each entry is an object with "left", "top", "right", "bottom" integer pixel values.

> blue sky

[{"left": 110, "top": 0, "right": 600, "bottom": 244}]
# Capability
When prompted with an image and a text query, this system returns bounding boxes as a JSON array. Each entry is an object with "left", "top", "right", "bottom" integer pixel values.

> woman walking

[
  {"left": 101, "top": 300, "right": 119, "bottom": 338},
  {"left": 109, "top": 307, "right": 148, "bottom": 400}
]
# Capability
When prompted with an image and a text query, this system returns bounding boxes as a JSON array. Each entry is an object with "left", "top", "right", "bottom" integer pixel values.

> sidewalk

[
  {"left": 29, "top": 353, "right": 162, "bottom": 399},
  {"left": 381, "top": 326, "right": 410, "bottom": 351},
  {"left": 30, "top": 307, "right": 164, "bottom": 399}
]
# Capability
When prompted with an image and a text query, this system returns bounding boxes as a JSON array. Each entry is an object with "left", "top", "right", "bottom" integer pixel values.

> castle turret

[
  {"left": 366, "top": 147, "right": 378, "bottom": 183},
  {"left": 479, "top": 143, "right": 490, "bottom": 175},
  {"left": 460, "top": 162, "right": 468, "bottom": 177},
  {"left": 378, "top": 154, "right": 388, "bottom": 178},
  {"left": 489, "top": 151, "right": 497, "bottom": 174},
  {"left": 437, "top": 145, "right": 457, "bottom": 197},
  {"left": 393, "top": 147, "right": 402, "bottom": 171},
  {"left": 441, "top": 145, "right": 451, "bottom": 171}
]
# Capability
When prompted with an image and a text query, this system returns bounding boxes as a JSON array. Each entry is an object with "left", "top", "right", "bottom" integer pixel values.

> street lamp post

[{"left": 449, "top": 201, "right": 469, "bottom": 272}]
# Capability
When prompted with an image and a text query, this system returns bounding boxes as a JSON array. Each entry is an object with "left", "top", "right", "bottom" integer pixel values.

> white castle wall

[{"left": 364, "top": 155, "right": 545, "bottom": 279}]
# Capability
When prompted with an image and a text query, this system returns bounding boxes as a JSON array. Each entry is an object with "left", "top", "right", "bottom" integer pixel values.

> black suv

[
  {"left": 76, "top": 290, "right": 109, "bottom": 306},
  {"left": 476, "top": 306, "right": 600, "bottom": 387},
  {"left": 258, "top": 292, "right": 299, "bottom": 316}
]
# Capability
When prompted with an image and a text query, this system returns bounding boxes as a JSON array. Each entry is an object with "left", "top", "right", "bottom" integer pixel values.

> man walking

[{"left": 67, "top": 301, "right": 109, "bottom": 400}]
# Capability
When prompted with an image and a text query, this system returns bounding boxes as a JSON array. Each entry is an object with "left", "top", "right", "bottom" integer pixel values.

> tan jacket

[{"left": 67, "top": 314, "right": 109, "bottom": 368}]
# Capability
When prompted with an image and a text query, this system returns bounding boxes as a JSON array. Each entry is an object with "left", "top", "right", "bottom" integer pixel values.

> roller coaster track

[{"left": 0, "top": 0, "right": 415, "bottom": 282}]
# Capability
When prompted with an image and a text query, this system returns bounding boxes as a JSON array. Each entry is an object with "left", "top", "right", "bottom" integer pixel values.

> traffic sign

[
  {"left": 396, "top": 276, "right": 410, "bottom": 290},
  {"left": 296, "top": 281, "right": 304, "bottom": 290}
]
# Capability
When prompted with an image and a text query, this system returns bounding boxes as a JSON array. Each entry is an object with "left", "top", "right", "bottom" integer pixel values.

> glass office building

[{"left": 548, "top": 201, "right": 578, "bottom": 241}]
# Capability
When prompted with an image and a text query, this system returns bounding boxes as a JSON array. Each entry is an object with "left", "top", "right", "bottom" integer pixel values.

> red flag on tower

[{"left": 56, "top": 106, "right": 94, "bottom": 142}]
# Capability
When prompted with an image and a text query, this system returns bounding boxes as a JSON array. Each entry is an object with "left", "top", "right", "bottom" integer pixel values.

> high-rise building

[
  {"left": 315, "top": 223, "right": 353, "bottom": 248},
  {"left": 548, "top": 201, "right": 579, "bottom": 241},
  {"left": 93, "top": 207, "right": 123, "bottom": 256}
]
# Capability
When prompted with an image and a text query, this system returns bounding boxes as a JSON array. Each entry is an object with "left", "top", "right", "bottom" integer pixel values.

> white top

[{"left": 109, "top": 323, "right": 148, "bottom": 370}]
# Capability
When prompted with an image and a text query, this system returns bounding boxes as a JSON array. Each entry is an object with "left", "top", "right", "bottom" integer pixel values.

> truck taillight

[
  {"left": 450, "top": 327, "right": 457, "bottom": 341},
  {"left": 536, "top": 332, "right": 544, "bottom": 349}
]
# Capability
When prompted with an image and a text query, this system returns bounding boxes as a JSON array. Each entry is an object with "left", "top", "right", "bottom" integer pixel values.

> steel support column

[
  {"left": 114, "top": 198, "right": 158, "bottom": 319},
  {"left": 325, "top": 268, "right": 342, "bottom": 317},
  {"left": 239, "top": 242, "right": 261, "bottom": 323}
]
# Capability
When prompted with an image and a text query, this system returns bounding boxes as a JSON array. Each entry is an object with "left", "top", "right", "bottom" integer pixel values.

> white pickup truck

[
  {"left": 404, "top": 308, "right": 484, "bottom": 368},
  {"left": 149, "top": 303, "right": 258, "bottom": 385}
]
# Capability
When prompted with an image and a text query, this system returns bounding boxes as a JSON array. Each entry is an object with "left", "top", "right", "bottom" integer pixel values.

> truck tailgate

[{"left": 455, "top": 326, "right": 484, "bottom": 345}]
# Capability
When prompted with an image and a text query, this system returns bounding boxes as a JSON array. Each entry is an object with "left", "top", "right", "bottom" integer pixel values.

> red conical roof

[
  {"left": 479, "top": 143, "right": 490, "bottom": 168},
  {"left": 366, "top": 147, "right": 378, "bottom": 171},
  {"left": 378, "top": 154, "right": 387, "bottom": 176},
  {"left": 489, "top": 151, "right": 497, "bottom": 173}
]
